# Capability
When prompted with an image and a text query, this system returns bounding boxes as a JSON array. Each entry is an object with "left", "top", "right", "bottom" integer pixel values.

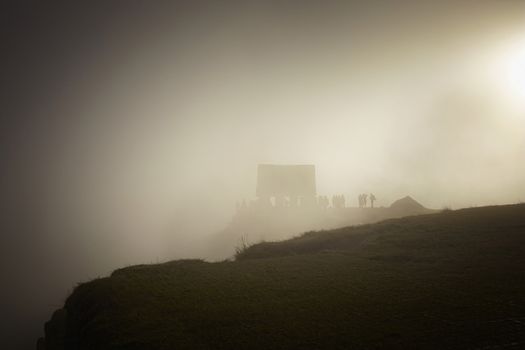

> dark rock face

[
  {"left": 36, "top": 337, "right": 46, "bottom": 350},
  {"left": 39, "top": 309, "right": 67, "bottom": 350}
]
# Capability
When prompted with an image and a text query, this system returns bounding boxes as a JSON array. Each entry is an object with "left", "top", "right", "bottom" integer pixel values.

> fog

[{"left": 2, "top": 1, "right": 525, "bottom": 348}]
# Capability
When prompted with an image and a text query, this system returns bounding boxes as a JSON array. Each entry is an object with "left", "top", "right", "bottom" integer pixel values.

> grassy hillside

[
  {"left": 211, "top": 196, "right": 436, "bottom": 260},
  {"left": 40, "top": 204, "right": 525, "bottom": 349}
]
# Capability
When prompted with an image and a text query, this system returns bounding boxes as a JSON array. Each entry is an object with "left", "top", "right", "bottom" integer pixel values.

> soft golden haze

[{"left": 2, "top": 2, "right": 525, "bottom": 349}]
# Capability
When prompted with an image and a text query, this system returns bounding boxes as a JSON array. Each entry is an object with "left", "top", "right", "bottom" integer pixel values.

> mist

[{"left": 2, "top": 1, "right": 525, "bottom": 349}]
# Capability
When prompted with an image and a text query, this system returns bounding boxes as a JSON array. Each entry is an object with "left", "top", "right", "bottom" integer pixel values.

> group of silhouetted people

[
  {"left": 322, "top": 193, "right": 376, "bottom": 209},
  {"left": 358, "top": 193, "right": 376, "bottom": 208},
  {"left": 332, "top": 194, "right": 345, "bottom": 209},
  {"left": 237, "top": 192, "right": 378, "bottom": 213}
]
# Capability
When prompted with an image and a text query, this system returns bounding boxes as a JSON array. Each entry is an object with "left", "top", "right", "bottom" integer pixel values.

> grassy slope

[{"left": 46, "top": 204, "right": 525, "bottom": 349}]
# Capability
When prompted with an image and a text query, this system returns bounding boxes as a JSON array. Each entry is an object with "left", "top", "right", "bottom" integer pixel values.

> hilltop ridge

[
  {"left": 211, "top": 194, "right": 436, "bottom": 259},
  {"left": 40, "top": 204, "right": 525, "bottom": 349}
]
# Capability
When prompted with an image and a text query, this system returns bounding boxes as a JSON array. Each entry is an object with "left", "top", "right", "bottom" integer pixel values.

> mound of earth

[{"left": 389, "top": 195, "right": 426, "bottom": 211}]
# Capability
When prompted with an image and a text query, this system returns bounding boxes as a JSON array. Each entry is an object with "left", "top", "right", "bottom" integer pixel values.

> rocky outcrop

[{"left": 38, "top": 308, "right": 68, "bottom": 350}]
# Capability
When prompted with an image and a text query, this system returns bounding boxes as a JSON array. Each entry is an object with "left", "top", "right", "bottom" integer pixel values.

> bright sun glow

[
  {"left": 498, "top": 38, "right": 525, "bottom": 106},
  {"left": 482, "top": 36, "right": 525, "bottom": 118}
]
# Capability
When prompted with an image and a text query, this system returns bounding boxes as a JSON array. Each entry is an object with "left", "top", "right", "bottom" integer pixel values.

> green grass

[{"left": 42, "top": 204, "right": 525, "bottom": 349}]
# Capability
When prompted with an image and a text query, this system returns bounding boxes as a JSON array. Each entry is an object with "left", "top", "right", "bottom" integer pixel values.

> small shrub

[{"left": 234, "top": 234, "right": 251, "bottom": 259}]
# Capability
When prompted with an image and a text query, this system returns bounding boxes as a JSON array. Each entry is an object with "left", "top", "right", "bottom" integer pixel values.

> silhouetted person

[
  {"left": 363, "top": 194, "right": 368, "bottom": 207},
  {"left": 370, "top": 193, "right": 376, "bottom": 208}
]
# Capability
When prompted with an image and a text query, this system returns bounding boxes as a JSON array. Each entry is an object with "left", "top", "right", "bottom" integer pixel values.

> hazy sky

[{"left": 2, "top": 1, "right": 525, "bottom": 348}]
